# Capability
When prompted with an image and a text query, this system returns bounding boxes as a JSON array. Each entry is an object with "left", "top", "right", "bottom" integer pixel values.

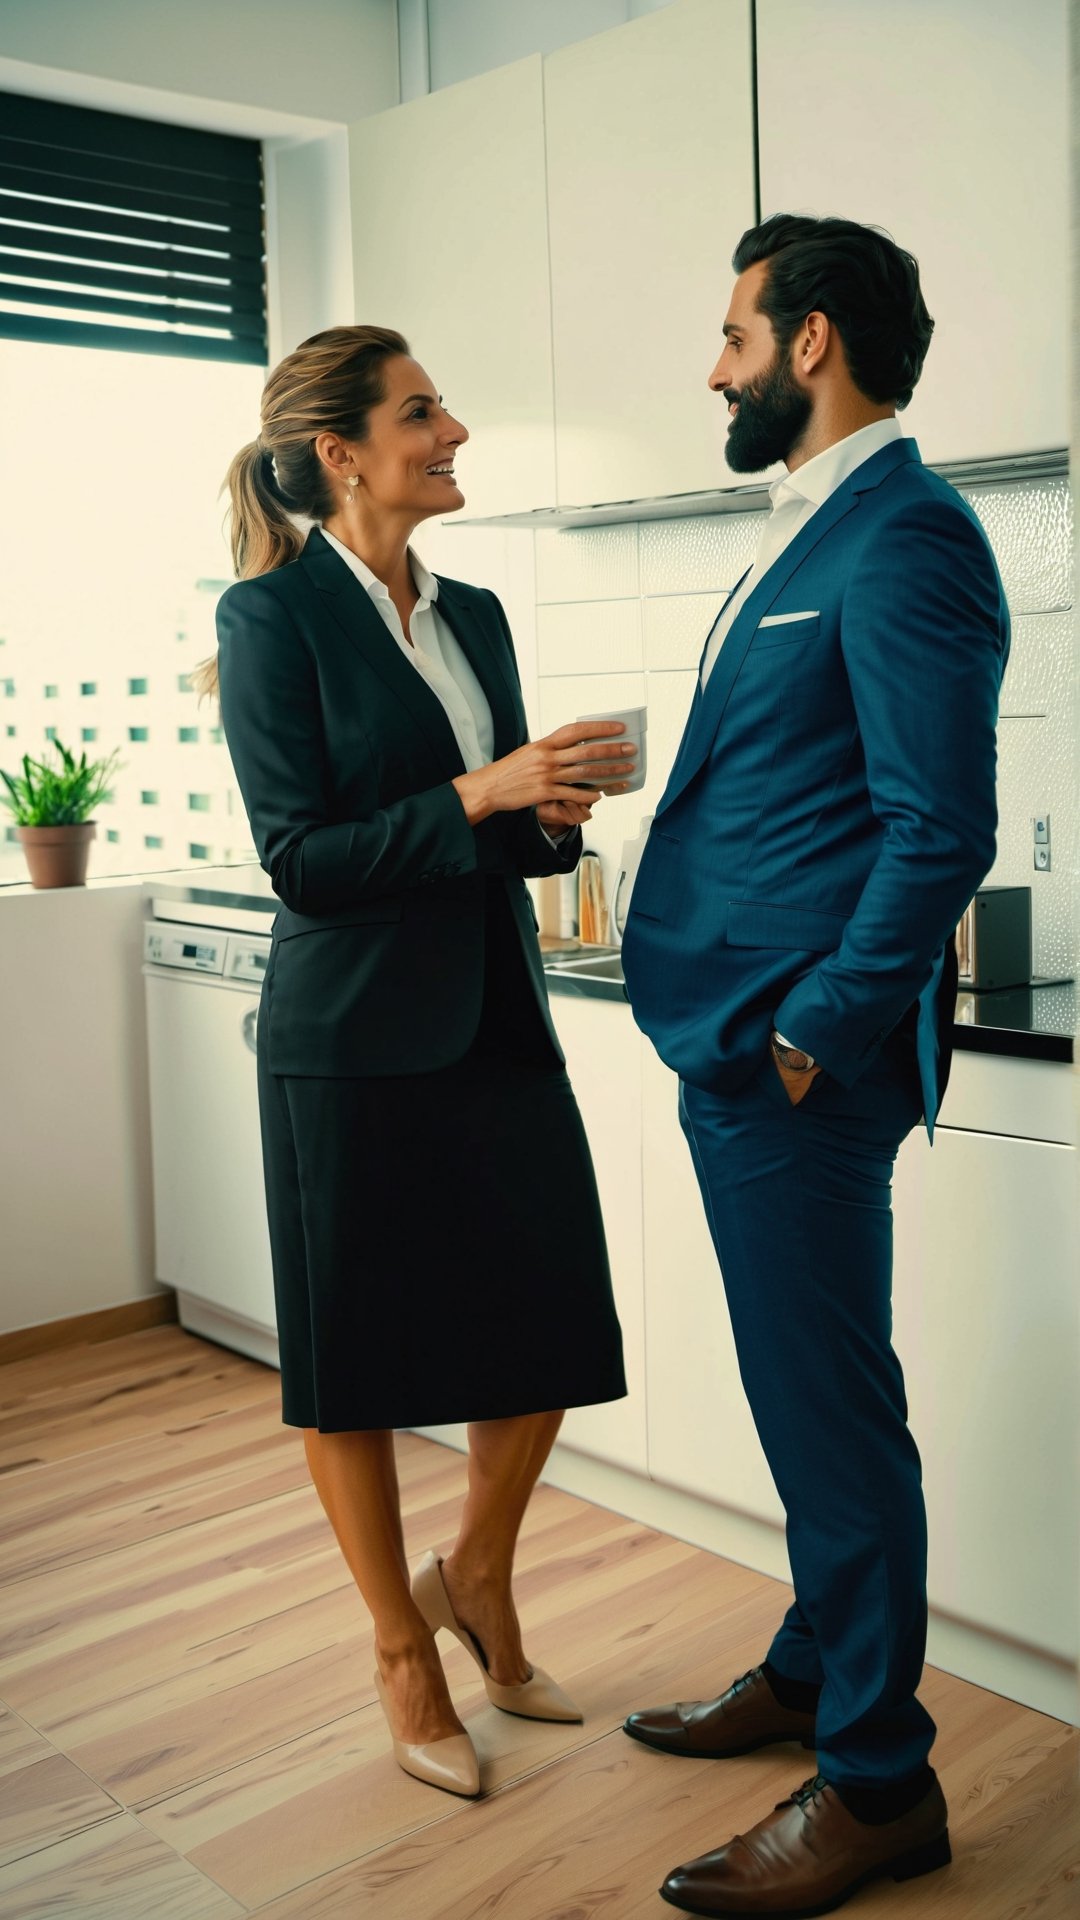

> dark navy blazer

[
  {"left": 620, "top": 439, "right": 1010, "bottom": 1133},
  {"left": 217, "top": 527, "right": 580, "bottom": 1077}
]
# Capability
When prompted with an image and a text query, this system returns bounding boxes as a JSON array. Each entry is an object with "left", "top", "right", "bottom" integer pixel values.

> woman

[{"left": 205, "top": 325, "right": 632, "bottom": 1799}]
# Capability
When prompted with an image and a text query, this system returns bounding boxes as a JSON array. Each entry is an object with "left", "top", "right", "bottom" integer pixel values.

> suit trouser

[{"left": 679, "top": 1029, "right": 935, "bottom": 1789}]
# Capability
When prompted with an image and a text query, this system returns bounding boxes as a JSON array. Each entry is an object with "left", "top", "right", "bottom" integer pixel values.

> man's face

[{"left": 708, "top": 260, "right": 811, "bottom": 473}]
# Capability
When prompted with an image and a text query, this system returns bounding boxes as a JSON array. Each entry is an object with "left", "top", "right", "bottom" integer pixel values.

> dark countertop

[{"left": 543, "top": 954, "right": 1077, "bottom": 1065}]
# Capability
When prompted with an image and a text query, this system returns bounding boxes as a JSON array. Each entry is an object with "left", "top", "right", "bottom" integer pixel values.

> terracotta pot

[{"left": 16, "top": 822, "right": 97, "bottom": 888}]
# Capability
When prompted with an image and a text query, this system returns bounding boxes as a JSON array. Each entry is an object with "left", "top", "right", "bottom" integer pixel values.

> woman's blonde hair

[{"left": 192, "top": 324, "right": 409, "bottom": 698}]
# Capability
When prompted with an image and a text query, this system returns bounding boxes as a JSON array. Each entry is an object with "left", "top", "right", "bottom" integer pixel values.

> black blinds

[{"left": 0, "top": 92, "right": 266, "bottom": 364}]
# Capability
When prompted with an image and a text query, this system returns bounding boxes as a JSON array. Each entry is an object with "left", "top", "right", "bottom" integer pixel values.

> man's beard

[{"left": 725, "top": 348, "right": 812, "bottom": 473}]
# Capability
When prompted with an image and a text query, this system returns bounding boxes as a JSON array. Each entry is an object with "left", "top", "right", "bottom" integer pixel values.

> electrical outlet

[
  {"left": 1033, "top": 814, "right": 1050, "bottom": 844},
  {"left": 1034, "top": 844, "right": 1052, "bottom": 871}
]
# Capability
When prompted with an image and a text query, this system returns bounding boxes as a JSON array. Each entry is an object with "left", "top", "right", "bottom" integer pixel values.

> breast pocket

[{"left": 749, "top": 614, "right": 821, "bottom": 651}]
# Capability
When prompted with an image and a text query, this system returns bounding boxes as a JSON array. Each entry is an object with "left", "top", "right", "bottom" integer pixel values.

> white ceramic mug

[{"left": 574, "top": 705, "right": 647, "bottom": 794}]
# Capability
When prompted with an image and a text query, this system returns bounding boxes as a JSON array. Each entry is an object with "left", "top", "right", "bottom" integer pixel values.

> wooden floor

[{"left": 0, "top": 1327, "right": 1076, "bottom": 1920}]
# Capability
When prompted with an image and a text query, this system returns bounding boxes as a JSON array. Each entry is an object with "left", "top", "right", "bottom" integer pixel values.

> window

[
  {"left": 188, "top": 842, "right": 211, "bottom": 860},
  {"left": 178, "top": 726, "right": 199, "bottom": 744},
  {"left": 44, "top": 725, "right": 57, "bottom": 740},
  {"left": 128, "top": 726, "right": 149, "bottom": 742},
  {"left": 178, "top": 673, "right": 193, "bottom": 693},
  {"left": 209, "top": 725, "right": 225, "bottom": 744},
  {"left": 106, "top": 829, "right": 121, "bottom": 844},
  {"left": 188, "top": 793, "right": 211, "bottom": 812},
  {"left": 140, "top": 790, "right": 159, "bottom": 806},
  {"left": 80, "top": 681, "right": 97, "bottom": 696},
  {"left": 81, "top": 727, "right": 98, "bottom": 743},
  {"left": 44, "top": 684, "right": 59, "bottom": 698},
  {"left": 0, "top": 90, "right": 266, "bottom": 364},
  {"left": 128, "top": 677, "right": 148, "bottom": 696},
  {"left": 144, "top": 834, "right": 163, "bottom": 850},
  {"left": 4, "top": 725, "right": 14, "bottom": 737}
]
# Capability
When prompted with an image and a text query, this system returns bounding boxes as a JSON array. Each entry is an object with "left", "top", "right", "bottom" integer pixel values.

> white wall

[
  {"left": 0, "top": 0, "right": 398, "bottom": 130},
  {"left": 0, "top": 885, "right": 159, "bottom": 1334}
]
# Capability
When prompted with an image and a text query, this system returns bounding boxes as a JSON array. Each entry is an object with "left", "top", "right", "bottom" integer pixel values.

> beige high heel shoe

[
  {"left": 372, "top": 1668, "right": 480, "bottom": 1798},
  {"left": 412, "top": 1550, "right": 583, "bottom": 1724}
]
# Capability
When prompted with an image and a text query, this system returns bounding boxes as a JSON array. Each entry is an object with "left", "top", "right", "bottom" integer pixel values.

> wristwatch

[{"left": 771, "top": 1030, "right": 816, "bottom": 1071}]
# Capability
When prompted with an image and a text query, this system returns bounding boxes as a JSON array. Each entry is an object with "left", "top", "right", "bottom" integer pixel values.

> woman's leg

[
  {"left": 304, "top": 1427, "right": 465, "bottom": 1744},
  {"left": 440, "top": 1409, "right": 565, "bottom": 1685}
]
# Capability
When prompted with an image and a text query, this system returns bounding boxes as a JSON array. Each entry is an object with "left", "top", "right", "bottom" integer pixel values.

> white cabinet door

[
  {"left": 545, "top": 0, "right": 756, "bottom": 506},
  {"left": 892, "top": 1123, "right": 1078, "bottom": 1662},
  {"left": 550, "top": 995, "right": 648, "bottom": 1474},
  {"left": 641, "top": 1043, "right": 784, "bottom": 1525},
  {"left": 348, "top": 58, "right": 557, "bottom": 519},
  {"left": 756, "top": 0, "right": 1068, "bottom": 463}
]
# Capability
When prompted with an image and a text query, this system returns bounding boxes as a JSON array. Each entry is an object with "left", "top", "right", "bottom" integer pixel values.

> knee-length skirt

[{"left": 256, "top": 880, "right": 627, "bottom": 1431}]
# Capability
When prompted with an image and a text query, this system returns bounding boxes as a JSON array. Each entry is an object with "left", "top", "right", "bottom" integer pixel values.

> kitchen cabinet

[
  {"left": 892, "top": 1110, "right": 1078, "bottom": 1663},
  {"left": 347, "top": 57, "right": 557, "bottom": 519},
  {"left": 756, "top": 0, "right": 1068, "bottom": 464},
  {"left": 640, "top": 1041, "right": 784, "bottom": 1526},
  {"left": 544, "top": 0, "right": 757, "bottom": 506},
  {"left": 550, "top": 995, "right": 648, "bottom": 1474}
]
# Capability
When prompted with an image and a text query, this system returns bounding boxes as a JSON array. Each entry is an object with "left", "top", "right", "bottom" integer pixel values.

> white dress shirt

[
  {"left": 701, "top": 418, "right": 903, "bottom": 687},
  {"left": 321, "top": 529, "right": 495, "bottom": 772}
]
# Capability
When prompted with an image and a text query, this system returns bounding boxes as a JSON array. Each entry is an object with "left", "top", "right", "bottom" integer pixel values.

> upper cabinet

[
  {"left": 544, "top": 0, "right": 757, "bottom": 507},
  {"left": 756, "top": 0, "right": 1069, "bottom": 465},
  {"left": 347, "top": 58, "right": 557, "bottom": 519}
]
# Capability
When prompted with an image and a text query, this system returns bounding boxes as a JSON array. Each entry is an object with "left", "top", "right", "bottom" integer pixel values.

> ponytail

[{"left": 226, "top": 439, "right": 307, "bottom": 581}]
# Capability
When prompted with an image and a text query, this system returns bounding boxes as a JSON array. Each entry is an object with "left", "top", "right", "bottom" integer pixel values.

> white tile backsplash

[
  {"left": 536, "top": 523, "right": 639, "bottom": 602},
  {"left": 537, "top": 598, "right": 643, "bottom": 676},
  {"left": 537, "top": 672, "right": 647, "bottom": 735},
  {"left": 999, "top": 610, "right": 1073, "bottom": 719},
  {"left": 962, "top": 478, "right": 1071, "bottom": 614},
  {"left": 643, "top": 592, "right": 727, "bottom": 671},
  {"left": 640, "top": 510, "right": 766, "bottom": 595}
]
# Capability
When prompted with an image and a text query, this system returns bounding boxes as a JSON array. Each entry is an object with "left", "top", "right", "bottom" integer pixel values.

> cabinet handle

[{"left": 242, "top": 1005, "right": 259, "bottom": 1055}]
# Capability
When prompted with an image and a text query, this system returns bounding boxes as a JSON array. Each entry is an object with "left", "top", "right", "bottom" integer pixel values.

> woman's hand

[
  {"left": 536, "top": 796, "right": 597, "bottom": 835},
  {"left": 452, "top": 720, "right": 637, "bottom": 827}
]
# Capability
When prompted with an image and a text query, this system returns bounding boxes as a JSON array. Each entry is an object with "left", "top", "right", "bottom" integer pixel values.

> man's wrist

[{"left": 771, "top": 1029, "right": 816, "bottom": 1071}]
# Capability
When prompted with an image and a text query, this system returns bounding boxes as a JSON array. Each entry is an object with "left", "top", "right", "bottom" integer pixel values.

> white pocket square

[{"left": 758, "top": 610, "right": 820, "bottom": 626}]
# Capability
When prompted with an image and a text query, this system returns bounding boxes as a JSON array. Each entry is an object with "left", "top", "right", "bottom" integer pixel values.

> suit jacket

[
  {"left": 216, "top": 527, "right": 580, "bottom": 1076},
  {"left": 620, "top": 439, "right": 1010, "bottom": 1135}
]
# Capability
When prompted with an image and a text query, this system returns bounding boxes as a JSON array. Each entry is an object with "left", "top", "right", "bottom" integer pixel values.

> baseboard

[{"left": 0, "top": 1292, "right": 178, "bottom": 1366}]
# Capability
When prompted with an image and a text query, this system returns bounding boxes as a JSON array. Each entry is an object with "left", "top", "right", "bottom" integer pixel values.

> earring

[{"left": 345, "top": 475, "right": 359, "bottom": 505}]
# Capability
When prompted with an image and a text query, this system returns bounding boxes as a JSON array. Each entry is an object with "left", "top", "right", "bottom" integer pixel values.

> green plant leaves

[{"left": 0, "top": 737, "right": 123, "bottom": 825}]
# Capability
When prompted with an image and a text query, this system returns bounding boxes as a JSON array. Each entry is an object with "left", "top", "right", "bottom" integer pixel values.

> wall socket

[{"left": 1033, "top": 813, "right": 1051, "bottom": 871}]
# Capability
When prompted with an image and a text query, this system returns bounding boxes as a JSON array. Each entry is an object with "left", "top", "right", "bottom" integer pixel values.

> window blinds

[{"left": 0, "top": 91, "right": 266, "bottom": 364}]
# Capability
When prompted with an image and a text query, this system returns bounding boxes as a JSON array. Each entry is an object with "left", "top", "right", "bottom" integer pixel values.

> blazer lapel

[
  {"left": 298, "top": 528, "right": 467, "bottom": 778},
  {"left": 434, "top": 576, "right": 525, "bottom": 760},
  {"left": 657, "top": 439, "right": 921, "bottom": 816}
]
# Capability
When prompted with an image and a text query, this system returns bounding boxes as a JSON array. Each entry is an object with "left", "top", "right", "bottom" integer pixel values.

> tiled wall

[{"left": 530, "top": 476, "right": 1076, "bottom": 978}]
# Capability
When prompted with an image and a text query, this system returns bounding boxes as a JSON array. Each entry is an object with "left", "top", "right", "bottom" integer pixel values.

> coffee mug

[{"left": 574, "top": 705, "right": 647, "bottom": 795}]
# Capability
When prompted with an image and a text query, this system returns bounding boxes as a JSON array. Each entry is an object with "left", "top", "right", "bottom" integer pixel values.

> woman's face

[{"left": 344, "top": 355, "right": 468, "bottom": 521}]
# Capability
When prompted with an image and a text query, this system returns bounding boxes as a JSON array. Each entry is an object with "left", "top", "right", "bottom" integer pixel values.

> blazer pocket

[
  {"left": 727, "top": 900, "right": 847, "bottom": 951},
  {"left": 273, "top": 897, "right": 404, "bottom": 939},
  {"left": 750, "top": 614, "right": 821, "bottom": 649}
]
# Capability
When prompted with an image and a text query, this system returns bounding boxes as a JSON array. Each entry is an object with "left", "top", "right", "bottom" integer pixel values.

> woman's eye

[{"left": 410, "top": 406, "right": 429, "bottom": 419}]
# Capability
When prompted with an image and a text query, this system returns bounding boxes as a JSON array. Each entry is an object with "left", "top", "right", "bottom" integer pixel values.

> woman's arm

[{"left": 217, "top": 580, "right": 478, "bottom": 915}]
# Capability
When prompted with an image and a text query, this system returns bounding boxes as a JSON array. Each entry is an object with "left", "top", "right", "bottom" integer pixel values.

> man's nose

[{"left": 708, "top": 354, "right": 729, "bottom": 392}]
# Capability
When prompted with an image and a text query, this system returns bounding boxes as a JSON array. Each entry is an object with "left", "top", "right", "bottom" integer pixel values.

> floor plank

[{"left": 1, "top": 1326, "right": 1076, "bottom": 1920}]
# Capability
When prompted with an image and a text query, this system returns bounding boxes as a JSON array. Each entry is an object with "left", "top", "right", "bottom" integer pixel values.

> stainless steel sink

[{"left": 544, "top": 951, "right": 625, "bottom": 982}]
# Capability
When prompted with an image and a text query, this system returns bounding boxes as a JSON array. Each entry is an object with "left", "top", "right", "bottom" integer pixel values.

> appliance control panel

[
  {"left": 225, "top": 937, "right": 271, "bottom": 983},
  {"left": 144, "top": 923, "right": 227, "bottom": 974}
]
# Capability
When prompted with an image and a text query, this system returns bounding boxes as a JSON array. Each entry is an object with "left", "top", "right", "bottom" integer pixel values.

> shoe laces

[{"left": 782, "top": 1773, "right": 829, "bottom": 1813}]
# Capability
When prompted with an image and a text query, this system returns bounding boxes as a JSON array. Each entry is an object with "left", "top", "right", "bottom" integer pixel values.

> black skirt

[{"left": 256, "top": 879, "right": 626, "bottom": 1431}]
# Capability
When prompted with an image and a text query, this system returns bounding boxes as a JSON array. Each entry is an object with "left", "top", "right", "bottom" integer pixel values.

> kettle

[{"left": 610, "top": 816, "right": 654, "bottom": 946}]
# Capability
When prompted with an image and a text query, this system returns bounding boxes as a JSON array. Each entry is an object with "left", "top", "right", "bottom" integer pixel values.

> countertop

[
  {"left": 543, "top": 950, "right": 1077, "bottom": 1066},
  {"left": 143, "top": 866, "right": 1076, "bottom": 1066}
]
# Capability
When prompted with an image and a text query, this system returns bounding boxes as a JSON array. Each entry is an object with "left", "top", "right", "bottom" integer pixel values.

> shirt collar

[
  {"left": 769, "top": 417, "right": 903, "bottom": 512},
  {"left": 320, "top": 527, "right": 440, "bottom": 608}
]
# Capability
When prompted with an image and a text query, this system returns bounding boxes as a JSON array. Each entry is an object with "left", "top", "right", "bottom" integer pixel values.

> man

[{"left": 620, "top": 214, "right": 1009, "bottom": 1917}]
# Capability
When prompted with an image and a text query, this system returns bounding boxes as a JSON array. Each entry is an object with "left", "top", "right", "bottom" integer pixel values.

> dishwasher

[{"left": 142, "top": 884, "right": 280, "bottom": 1368}]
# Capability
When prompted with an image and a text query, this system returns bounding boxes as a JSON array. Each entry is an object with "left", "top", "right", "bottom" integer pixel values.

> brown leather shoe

[
  {"left": 659, "top": 1772, "right": 951, "bottom": 1916},
  {"left": 623, "top": 1667, "right": 817, "bottom": 1759}
]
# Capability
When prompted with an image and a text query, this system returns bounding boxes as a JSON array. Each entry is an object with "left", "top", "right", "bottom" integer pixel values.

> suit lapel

[
  {"left": 299, "top": 529, "right": 468, "bottom": 778},
  {"left": 657, "top": 439, "right": 920, "bottom": 816},
  {"left": 435, "top": 576, "right": 524, "bottom": 761}
]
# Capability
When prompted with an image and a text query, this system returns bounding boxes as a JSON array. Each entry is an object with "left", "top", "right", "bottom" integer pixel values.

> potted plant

[{"left": 0, "top": 736, "right": 123, "bottom": 888}]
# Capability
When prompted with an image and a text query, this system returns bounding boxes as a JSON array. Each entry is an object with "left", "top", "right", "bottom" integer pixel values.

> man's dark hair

[{"left": 732, "top": 214, "right": 934, "bottom": 410}]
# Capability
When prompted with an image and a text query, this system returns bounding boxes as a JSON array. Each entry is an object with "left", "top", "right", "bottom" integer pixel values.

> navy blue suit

[{"left": 621, "top": 438, "right": 1009, "bottom": 1786}]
